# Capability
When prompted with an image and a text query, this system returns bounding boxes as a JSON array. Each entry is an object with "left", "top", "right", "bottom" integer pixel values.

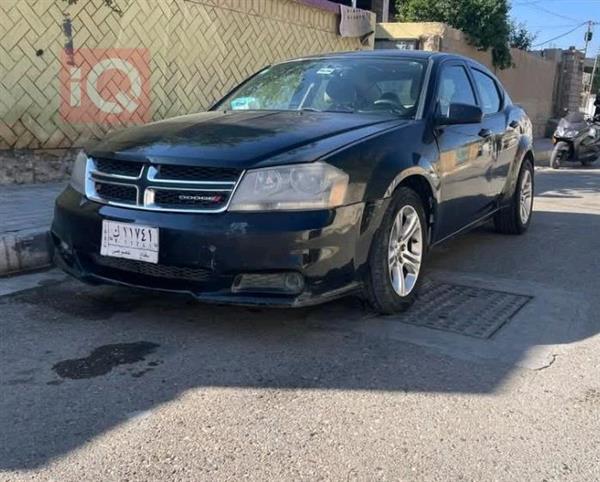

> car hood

[{"left": 88, "top": 111, "right": 408, "bottom": 169}]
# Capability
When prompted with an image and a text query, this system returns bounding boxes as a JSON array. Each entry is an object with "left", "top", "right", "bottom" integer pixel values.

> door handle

[{"left": 478, "top": 128, "right": 492, "bottom": 138}]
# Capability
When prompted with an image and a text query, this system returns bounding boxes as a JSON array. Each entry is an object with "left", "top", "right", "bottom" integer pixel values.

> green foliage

[
  {"left": 395, "top": 0, "right": 514, "bottom": 69},
  {"left": 510, "top": 21, "right": 536, "bottom": 51}
]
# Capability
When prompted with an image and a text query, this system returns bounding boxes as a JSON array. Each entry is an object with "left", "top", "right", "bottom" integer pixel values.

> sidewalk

[
  {"left": 0, "top": 138, "right": 554, "bottom": 276},
  {"left": 0, "top": 182, "right": 64, "bottom": 276},
  {"left": 534, "top": 137, "right": 553, "bottom": 166}
]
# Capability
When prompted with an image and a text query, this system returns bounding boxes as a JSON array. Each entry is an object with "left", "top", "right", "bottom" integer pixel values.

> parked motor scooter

[{"left": 550, "top": 112, "right": 600, "bottom": 169}]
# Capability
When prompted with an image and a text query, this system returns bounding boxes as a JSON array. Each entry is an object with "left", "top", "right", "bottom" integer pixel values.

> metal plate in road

[{"left": 391, "top": 280, "right": 532, "bottom": 339}]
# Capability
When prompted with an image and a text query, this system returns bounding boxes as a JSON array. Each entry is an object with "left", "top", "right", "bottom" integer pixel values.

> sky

[{"left": 510, "top": 0, "right": 600, "bottom": 58}]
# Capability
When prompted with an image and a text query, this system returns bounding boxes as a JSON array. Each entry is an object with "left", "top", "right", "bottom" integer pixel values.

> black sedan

[{"left": 52, "top": 50, "right": 535, "bottom": 313}]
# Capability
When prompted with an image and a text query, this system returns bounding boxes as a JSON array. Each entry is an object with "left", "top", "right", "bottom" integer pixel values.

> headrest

[{"left": 325, "top": 76, "right": 356, "bottom": 105}]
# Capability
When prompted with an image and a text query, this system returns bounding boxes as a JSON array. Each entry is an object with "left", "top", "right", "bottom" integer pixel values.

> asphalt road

[{"left": 1, "top": 167, "right": 599, "bottom": 481}]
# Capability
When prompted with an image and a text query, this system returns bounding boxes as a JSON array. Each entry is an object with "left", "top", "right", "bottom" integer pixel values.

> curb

[{"left": 0, "top": 229, "right": 53, "bottom": 277}]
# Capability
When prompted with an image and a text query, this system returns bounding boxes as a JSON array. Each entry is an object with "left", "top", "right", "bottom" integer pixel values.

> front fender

[
  {"left": 383, "top": 165, "right": 441, "bottom": 203},
  {"left": 323, "top": 121, "right": 439, "bottom": 204}
]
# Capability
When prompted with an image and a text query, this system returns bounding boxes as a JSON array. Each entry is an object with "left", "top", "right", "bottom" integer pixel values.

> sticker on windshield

[
  {"left": 316, "top": 67, "right": 336, "bottom": 75},
  {"left": 230, "top": 97, "right": 260, "bottom": 110}
]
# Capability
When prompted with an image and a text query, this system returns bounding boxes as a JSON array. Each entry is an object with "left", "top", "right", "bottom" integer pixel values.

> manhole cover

[{"left": 390, "top": 280, "right": 532, "bottom": 339}]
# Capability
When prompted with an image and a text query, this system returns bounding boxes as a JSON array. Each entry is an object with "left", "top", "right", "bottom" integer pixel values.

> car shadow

[{"left": 1, "top": 173, "right": 599, "bottom": 470}]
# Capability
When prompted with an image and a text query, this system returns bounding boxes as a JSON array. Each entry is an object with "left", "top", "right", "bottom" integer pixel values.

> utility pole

[
  {"left": 583, "top": 21, "right": 593, "bottom": 59},
  {"left": 590, "top": 47, "right": 599, "bottom": 96},
  {"left": 382, "top": 0, "right": 390, "bottom": 22},
  {"left": 581, "top": 21, "right": 598, "bottom": 110}
]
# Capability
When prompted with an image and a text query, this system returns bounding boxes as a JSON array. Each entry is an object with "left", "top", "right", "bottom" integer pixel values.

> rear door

[
  {"left": 470, "top": 67, "right": 517, "bottom": 198},
  {"left": 434, "top": 61, "right": 495, "bottom": 240}
]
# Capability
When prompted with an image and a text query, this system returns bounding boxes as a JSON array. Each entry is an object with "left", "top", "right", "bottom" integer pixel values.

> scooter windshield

[{"left": 560, "top": 112, "right": 586, "bottom": 130}]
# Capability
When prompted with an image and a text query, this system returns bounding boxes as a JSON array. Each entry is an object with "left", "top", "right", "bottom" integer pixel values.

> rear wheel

[
  {"left": 494, "top": 158, "right": 534, "bottom": 235},
  {"left": 366, "top": 187, "right": 427, "bottom": 314}
]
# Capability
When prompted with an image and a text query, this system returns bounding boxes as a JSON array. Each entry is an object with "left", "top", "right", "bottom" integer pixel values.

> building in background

[{"left": 328, "top": 0, "right": 395, "bottom": 22}]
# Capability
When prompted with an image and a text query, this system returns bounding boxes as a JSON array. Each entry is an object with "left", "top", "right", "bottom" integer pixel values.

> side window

[
  {"left": 472, "top": 69, "right": 502, "bottom": 115},
  {"left": 436, "top": 65, "right": 477, "bottom": 117}
]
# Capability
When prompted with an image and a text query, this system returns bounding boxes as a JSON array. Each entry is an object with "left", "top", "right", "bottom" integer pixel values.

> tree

[
  {"left": 510, "top": 21, "right": 536, "bottom": 51},
  {"left": 395, "top": 0, "right": 513, "bottom": 69}
]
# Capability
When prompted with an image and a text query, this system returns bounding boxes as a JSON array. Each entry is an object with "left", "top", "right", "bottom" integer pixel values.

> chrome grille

[
  {"left": 151, "top": 188, "right": 230, "bottom": 210},
  {"left": 86, "top": 156, "right": 243, "bottom": 213},
  {"left": 95, "top": 158, "right": 143, "bottom": 178},
  {"left": 94, "top": 182, "right": 137, "bottom": 204},
  {"left": 154, "top": 165, "right": 240, "bottom": 182}
]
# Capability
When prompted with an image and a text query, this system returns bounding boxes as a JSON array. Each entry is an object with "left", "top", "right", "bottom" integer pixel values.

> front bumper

[{"left": 51, "top": 186, "right": 382, "bottom": 307}]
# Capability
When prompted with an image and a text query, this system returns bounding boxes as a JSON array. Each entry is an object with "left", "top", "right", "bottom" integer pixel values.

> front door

[{"left": 433, "top": 62, "right": 495, "bottom": 240}]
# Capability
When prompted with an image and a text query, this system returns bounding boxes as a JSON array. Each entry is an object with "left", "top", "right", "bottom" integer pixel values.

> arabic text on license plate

[{"left": 100, "top": 220, "right": 159, "bottom": 264}]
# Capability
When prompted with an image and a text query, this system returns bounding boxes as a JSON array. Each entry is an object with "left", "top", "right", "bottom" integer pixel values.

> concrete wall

[
  {"left": 376, "top": 23, "right": 558, "bottom": 137},
  {"left": 0, "top": 0, "right": 374, "bottom": 151}
]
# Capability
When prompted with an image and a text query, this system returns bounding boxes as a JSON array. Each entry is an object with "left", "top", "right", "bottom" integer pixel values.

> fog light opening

[
  {"left": 284, "top": 272, "right": 304, "bottom": 292},
  {"left": 232, "top": 272, "right": 305, "bottom": 295}
]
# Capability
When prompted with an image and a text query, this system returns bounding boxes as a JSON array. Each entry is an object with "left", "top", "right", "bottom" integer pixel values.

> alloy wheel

[
  {"left": 388, "top": 205, "right": 423, "bottom": 297},
  {"left": 519, "top": 169, "right": 533, "bottom": 224}
]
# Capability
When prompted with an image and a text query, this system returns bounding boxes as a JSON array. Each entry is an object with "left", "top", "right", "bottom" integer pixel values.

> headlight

[
  {"left": 229, "top": 162, "right": 349, "bottom": 211},
  {"left": 70, "top": 150, "right": 88, "bottom": 194},
  {"left": 556, "top": 127, "right": 578, "bottom": 138}
]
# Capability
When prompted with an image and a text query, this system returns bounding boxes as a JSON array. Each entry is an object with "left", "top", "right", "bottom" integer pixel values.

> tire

[
  {"left": 365, "top": 187, "right": 428, "bottom": 314},
  {"left": 550, "top": 142, "right": 569, "bottom": 169},
  {"left": 494, "top": 158, "right": 534, "bottom": 235}
]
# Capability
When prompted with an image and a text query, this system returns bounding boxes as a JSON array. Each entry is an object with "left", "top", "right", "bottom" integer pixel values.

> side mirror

[{"left": 436, "top": 103, "right": 483, "bottom": 126}]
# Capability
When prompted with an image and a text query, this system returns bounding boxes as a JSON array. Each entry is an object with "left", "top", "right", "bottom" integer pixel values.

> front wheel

[
  {"left": 550, "top": 141, "right": 569, "bottom": 169},
  {"left": 365, "top": 187, "right": 428, "bottom": 314}
]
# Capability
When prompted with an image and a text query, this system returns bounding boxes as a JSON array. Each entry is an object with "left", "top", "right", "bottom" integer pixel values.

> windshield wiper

[{"left": 299, "top": 107, "right": 356, "bottom": 114}]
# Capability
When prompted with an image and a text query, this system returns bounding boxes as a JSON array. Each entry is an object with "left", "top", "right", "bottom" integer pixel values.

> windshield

[
  {"left": 215, "top": 58, "right": 427, "bottom": 118},
  {"left": 560, "top": 112, "right": 587, "bottom": 129}
]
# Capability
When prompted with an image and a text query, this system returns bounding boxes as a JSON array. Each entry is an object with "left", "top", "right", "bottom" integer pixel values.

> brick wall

[{"left": 0, "top": 0, "right": 374, "bottom": 151}]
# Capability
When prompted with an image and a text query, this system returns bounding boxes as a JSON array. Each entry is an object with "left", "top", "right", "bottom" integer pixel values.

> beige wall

[
  {"left": 0, "top": 0, "right": 373, "bottom": 150},
  {"left": 377, "top": 23, "right": 557, "bottom": 136}
]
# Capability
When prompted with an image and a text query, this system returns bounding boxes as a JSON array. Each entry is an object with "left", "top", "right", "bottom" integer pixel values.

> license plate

[{"left": 100, "top": 220, "right": 159, "bottom": 264}]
